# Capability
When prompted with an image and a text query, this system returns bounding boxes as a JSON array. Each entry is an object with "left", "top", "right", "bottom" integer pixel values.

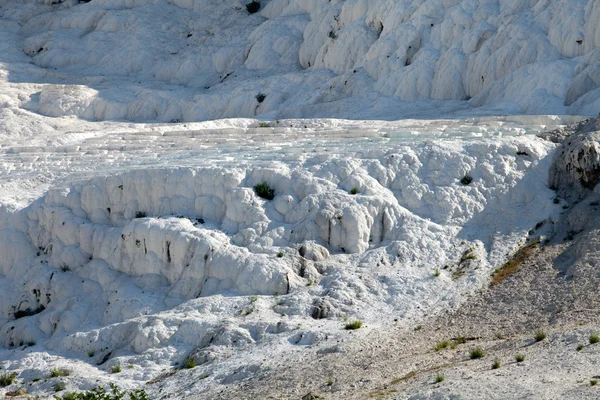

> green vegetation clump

[
  {"left": 577, "top": 344, "right": 585, "bottom": 351},
  {"left": 515, "top": 354, "right": 525, "bottom": 362},
  {"left": 185, "top": 359, "right": 196, "bottom": 369},
  {"left": 469, "top": 347, "right": 485, "bottom": 359},
  {"left": 434, "top": 373, "right": 444, "bottom": 383},
  {"left": 492, "top": 359, "right": 500, "bottom": 369},
  {"left": 53, "top": 384, "right": 149, "bottom": 400},
  {"left": 111, "top": 364, "right": 122, "bottom": 374},
  {"left": 460, "top": 174, "right": 473, "bottom": 185},
  {"left": 253, "top": 182, "right": 275, "bottom": 200},
  {"left": 344, "top": 320, "right": 363, "bottom": 330},
  {"left": 589, "top": 334, "right": 600, "bottom": 344},
  {"left": 0, "top": 371, "right": 17, "bottom": 387},
  {"left": 535, "top": 330, "right": 547, "bottom": 342},
  {"left": 54, "top": 381, "right": 66, "bottom": 392},
  {"left": 50, "top": 368, "right": 70, "bottom": 378},
  {"left": 435, "top": 341, "right": 450, "bottom": 351},
  {"left": 350, "top": 188, "right": 359, "bottom": 195}
]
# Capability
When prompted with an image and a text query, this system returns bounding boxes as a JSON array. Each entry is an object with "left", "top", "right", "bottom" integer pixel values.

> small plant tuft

[
  {"left": 591, "top": 379, "right": 598, "bottom": 386},
  {"left": 327, "top": 379, "right": 334, "bottom": 386},
  {"left": 577, "top": 344, "right": 585, "bottom": 351},
  {"left": 515, "top": 354, "right": 525, "bottom": 362},
  {"left": 589, "top": 334, "right": 599, "bottom": 344},
  {"left": 111, "top": 364, "right": 122, "bottom": 374},
  {"left": 258, "top": 122, "right": 270, "bottom": 128},
  {"left": 54, "top": 381, "right": 66, "bottom": 392},
  {"left": 434, "top": 268, "right": 441, "bottom": 277},
  {"left": 350, "top": 187, "right": 359, "bottom": 195},
  {"left": 32, "top": 377, "right": 41, "bottom": 382},
  {"left": 344, "top": 320, "right": 363, "bottom": 330},
  {"left": 434, "top": 373, "right": 444, "bottom": 383},
  {"left": 185, "top": 359, "right": 196, "bottom": 369},
  {"left": 253, "top": 182, "right": 275, "bottom": 200},
  {"left": 0, "top": 372, "right": 17, "bottom": 387},
  {"left": 469, "top": 347, "right": 485, "bottom": 359},
  {"left": 456, "top": 335, "right": 466, "bottom": 344},
  {"left": 328, "top": 30, "right": 338, "bottom": 39},
  {"left": 492, "top": 359, "right": 500, "bottom": 369},
  {"left": 460, "top": 174, "right": 473, "bottom": 185},
  {"left": 88, "top": 350, "right": 95, "bottom": 357},
  {"left": 277, "top": 252, "right": 284, "bottom": 258},
  {"left": 255, "top": 92, "right": 266, "bottom": 103},
  {"left": 535, "top": 329, "right": 547, "bottom": 342},
  {"left": 435, "top": 341, "right": 450, "bottom": 351},
  {"left": 50, "top": 368, "right": 70, "bottom": 378}
]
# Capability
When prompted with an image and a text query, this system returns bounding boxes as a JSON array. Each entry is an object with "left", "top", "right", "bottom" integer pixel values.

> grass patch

[
  {"left": 435, "top": 341, "right": 450, "bottom": 351},
  {"left": 515, "top": 354, "right": 525, "bottom": 362},
  {"left": 54, "top": 384, "right": 149, "bottom": 400},
  {"left": 54, "top": 381, "right": 66, "bottom": 392},
  {"left": 460, "top": 248, "right": 477, "bottom": 263},
  {"left": 253, "top": 182, "right": 275, "bottom": 200},
  {"left": 344, "top": 320, "right": 363, "bottom": 330},
  {"left": 258, "top": 122, "right": 270, "bottom": 128},
  {"left": 185, "top": 359, "right": 196, "bottom": 369},
  {"left": 492, "top": 359, "right": 500, "bottom": 369},
  {"left": 0, "top": 372, "right": 17, "bottom": 387},
  {"left": 491, "top": 239, "right": 540, "bottom": 286},
  {"left": 50, "top": 368, "right": 70, "bottom": 378},
  {"left": 535, "top": 329, "right": 547, "bottom": 342},
  {"left": 577, "top": 344, "right": 585, "bottom": 351},
  {"left": 591, "top": 379, "right": 598, "bottom": 386},
  {"left": 590, "top": 334, "right": 599, "bottom": 344},
  {"left": 434, "top": 373, "right": 444, "bottom": 383},
  {"left": 434, "top": 268, "right": 441, "bottom": 277},
  {"left": 111, "top": 364, "right": 122, "bottom": 374},
  {"left": 469, "top": 347, "right": 485, "bottom": 359}
]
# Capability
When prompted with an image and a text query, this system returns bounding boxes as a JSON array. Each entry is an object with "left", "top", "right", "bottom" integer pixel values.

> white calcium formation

[{"left": 0, "top": 0, "right": 598, "bottom": 397}]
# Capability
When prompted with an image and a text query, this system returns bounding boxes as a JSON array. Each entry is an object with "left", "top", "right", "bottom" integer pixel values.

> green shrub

[
  {"left": 434, "top": 268, "right": 441, "bottom": 277},
  {"left": 0, "top": 371, "right": 17, "bottom": 387},
  {"left": 53, "top": 383, "right": 149, "bottom": 400},
  {"left": 492, "top": 359, "right": 500, "bottom": 369},
  {"left": 255, "top": 92, "right": 266, "bottom": 103},
  {"left": 434, "top": 373, "right": 444, "bottom": 383},
  {"left": 350, "top": 188, "right": 358, "bottom": 195},
  {"left": 88, "top": 350, "right": 95, "bottom": 357},
  {"left": 50, "top": 368, "right": 70, "bottom": 378},
  {"left": 253, "top": 182, "right": 274, "bottom": 200},
  {"left": 185, "top": 359, "right": 196, "bottom": 369},
  {"left": 589, "top": 334, "right": 599, "bottom": 344},
  {"left": 460, "top": 174, "right": 473, "bottom": 185},
  {"left": 344, "top": 320, "right": 363, "bottom": 330},
  {"left": 54, "top": 381, "right": 66, "bottom": 392},
  {"left": 577, "top": 344, "right": 585, "bottom": 351},
  {"left": 111, "top": 364, "right": 121, "bottom": 374},
  {"left": 515, "top": 354, "right": 525, "bottom": 362},
  {"left": 535, "top": 330, "right": 547, "bottom": 342},
  {"left": 435, "top": 341, "right": 450, "bottom": 351},
  {"left": 469, "top": 347, "right": 485, "bottom": 359},
  {"left": 456, "top": 335, "right": 466, "bottom": 344},
  {"left": 277, "top": 252, "right": 284, "bottom": 258},
  {"left": 591, "top": 379, "right": 598, "bottom": 386},
  {"left": 258, "top": 122, "right": 270, "bottom": 128}
]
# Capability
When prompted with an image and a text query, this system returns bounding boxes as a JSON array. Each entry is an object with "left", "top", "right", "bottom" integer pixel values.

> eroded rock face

[{"left": 549, "top": 121, "right": 600, "bottom": 201}]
